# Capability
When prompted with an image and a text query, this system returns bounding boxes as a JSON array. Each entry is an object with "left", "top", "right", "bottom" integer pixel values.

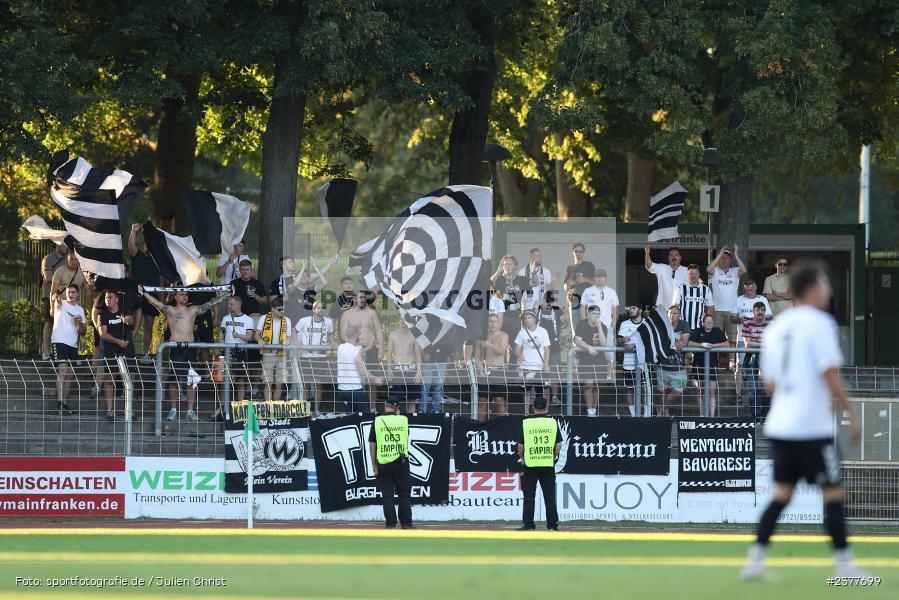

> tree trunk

[
  {"left": 717, "top": 174, "right": 754, "bottom": 266},
  {"left": 624, "top": 152, "right": 653, "bottom": 222},
  {"left": 554, "top": 134, "right": 588, "bottom": 218},
  {"left": 497, "top": 168, "right": 540, "bottom": 216},
  {"left": 448, "top": 5, "right": 496, "bottom": 186},
  {"left": 149, "top": 74, "right": 201, "bottom": 235},
  {"left": 258, "top": 54, "right": 307, "bottom": 287}
]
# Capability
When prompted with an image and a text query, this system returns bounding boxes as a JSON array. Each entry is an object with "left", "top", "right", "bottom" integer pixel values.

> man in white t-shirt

[
  {"left": 337, "top": 324, "right": 383, "bottom": 413},
  {"left": 644, "top": 246, "right": 689, "bottom": 309},
  {"left": 514, "top": 310, "right": 550, "bottom": 405},
  {"left": 732, "top": 280, "right": 773, "bottom": 345},
  {"left": 216, "top": 240, "right": 250, "bottom": 285},
  {"left": 742, "top": 259, "right": 863, "bottom": 581},
  {"left": 219, "top": 296, "right": 256, "bottom": 404},
  {"left": 295, "top": 301, "right": 334, "bottom": 413},
  {"left": 706, "top": 244, "right": 748, "bottom": 342},
  {"left": 617, "top": 305, "right": 647, "bottom": 417},
  {"left": 517, "top": 248, "right": 553, "bottom": 306},
  {"left": 255, "top": 298, "right": 293, "bottom": 402},
  {"left": 50, "top": 284, "right": 86, "bottom": 415}
]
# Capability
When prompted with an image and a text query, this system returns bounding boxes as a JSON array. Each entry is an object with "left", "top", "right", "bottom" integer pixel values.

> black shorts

[
  {"left": 51, "top": 343, "right": 78, "bottom": 362},
  {"left": 478, "top": 368, "right": 510, "bottom": 398},
  {"left": 771, "top": 438, "right": 842, "bottom": 487},
  {"left": 620, "top": 369, "right": 638, "bottom": 389},
  {"left": 168, "top": 346, "right": 197, "bottom": 383},
  {"left": 42, "top": 298, "right": 52, "bottom": 323}
]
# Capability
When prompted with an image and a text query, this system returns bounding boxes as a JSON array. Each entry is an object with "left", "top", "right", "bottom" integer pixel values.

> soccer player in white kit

[{"left": 741, "top": 259, "right": 864, "bottom": 581}]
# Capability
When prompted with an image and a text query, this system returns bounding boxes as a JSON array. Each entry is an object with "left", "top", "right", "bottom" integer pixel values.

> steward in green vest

[
  {"left": 517, "top": 396, "right": 562, "bottom": 531},
  {"left": 368, "top": 395, "right": 414, "bottom": 529}
]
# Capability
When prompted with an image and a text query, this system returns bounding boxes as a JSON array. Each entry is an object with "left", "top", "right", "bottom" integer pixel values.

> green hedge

[{"left": 0, "top": 298, "right": 43, "bottom": 355}]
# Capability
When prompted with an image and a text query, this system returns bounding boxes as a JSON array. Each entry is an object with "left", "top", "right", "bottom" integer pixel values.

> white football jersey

[{"left": 761, "top": 305, "right": 843, "bottom": 440}]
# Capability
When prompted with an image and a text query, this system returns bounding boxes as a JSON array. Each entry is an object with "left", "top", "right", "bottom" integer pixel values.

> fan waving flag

[
  {"left": 317, "top": 178, "right": 357, "bottom": 247},
  {"left": 349, "top": 185, "right": 493, "bottom": 351},
  {"left": 49, "top": 150, "right": 146, "bottom": 279},
  {"left": 179, "top": 189, "right": 251, "bottom": 255},
  {"left": 647, "top": 181, "right": 687, "bottom": 242},
  {"left": 142, "top": 221, "right": 210, "bottom": 286},
  {"left": 636, "top": 306, "right": 677, "bottom": 364}
]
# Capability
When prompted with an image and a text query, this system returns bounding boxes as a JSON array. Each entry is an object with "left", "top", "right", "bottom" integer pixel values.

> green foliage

[{"left": 0, "top": 298, "right": 42, "bottom": 355}]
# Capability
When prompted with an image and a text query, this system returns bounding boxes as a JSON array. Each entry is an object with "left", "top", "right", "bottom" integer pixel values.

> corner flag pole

[{"left": 244, "top": 399, "right": 260, "bottom": 530}]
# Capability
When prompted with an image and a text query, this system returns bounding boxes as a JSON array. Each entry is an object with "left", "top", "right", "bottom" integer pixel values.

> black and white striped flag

[
  {"left": 179, "top": 189, "right": 251, "bottom": 255},
  {"left": 349, "top": 185, "right": 493, "bottom": 351},
  {"left": 637, "top": 307, "right": 677, "bottom": 365},
  {"left": 142, "top": 221, "right": 210, "bottom": 286},
  {"left": 647, "top": 181, "right": 687, "bottom": 242},
  {"left": 49, "top": 150, "right": 146, "bottom": 279}
]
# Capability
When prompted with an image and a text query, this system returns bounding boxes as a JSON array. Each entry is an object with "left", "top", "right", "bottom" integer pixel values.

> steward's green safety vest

[
  {"left": 522, "top": 417, "right": 556, "bottom": 468},
  {"left": 374, "top": 414, "right": 409, "bottom": 464}
]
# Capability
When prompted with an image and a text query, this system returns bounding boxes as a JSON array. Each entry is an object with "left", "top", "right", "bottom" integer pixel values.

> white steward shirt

[
  {"left": 710, "top": 266, "right": 740, "bottom": 312},
  {"left": 761, "top": 305, "right": 843, "bottom": 440},
  {"left": 648, "top": 262, "right": 689, "bottom": 309}
]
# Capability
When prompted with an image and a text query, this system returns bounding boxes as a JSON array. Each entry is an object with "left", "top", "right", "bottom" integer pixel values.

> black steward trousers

[
  {"left": 376, "top": 457, "right": 412, "bottom": 526},
  {"left": 522, "top": 466, "right": 558, "bottom": 528}
]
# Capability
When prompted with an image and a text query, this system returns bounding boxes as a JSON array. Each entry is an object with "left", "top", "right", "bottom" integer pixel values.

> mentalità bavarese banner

[
  {"left": 310, "top": 413, "right": 451, "bottom": 512},
  {"left": 677, "top": 417, "right": 755, "bottom": 493},
  {"left": 224, "top": 401, "right": 310, "bottom": 494},
  {"left": 453, "top": 416, "right": 671, "bottom": 475}
]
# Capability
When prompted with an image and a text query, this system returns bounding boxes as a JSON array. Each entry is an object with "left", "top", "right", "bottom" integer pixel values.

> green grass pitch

[{"left": 0, "top": 527, "right": 896, "bottom": 599}]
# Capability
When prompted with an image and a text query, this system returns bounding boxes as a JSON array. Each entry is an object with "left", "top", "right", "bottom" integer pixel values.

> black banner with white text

[
  {"left": 453, "top": 416, "right": 670, "bottom": 475},
  {"left": 677, "top": 418, "right": 755, "bottom": 492},
  {"left": 224, "top": 410, "right": 309, "bottom": 493},
  {"left": 311, "top": 413, "right": 451, "bottom": 512}
]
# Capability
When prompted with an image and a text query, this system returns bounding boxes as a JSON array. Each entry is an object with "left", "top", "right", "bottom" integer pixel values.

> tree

[{"left": 543, "top": 0, "right": 876, "bottom": 252}]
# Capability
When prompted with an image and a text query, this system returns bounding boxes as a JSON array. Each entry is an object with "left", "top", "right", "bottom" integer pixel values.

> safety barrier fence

[{"left": 1, "top": 347, "right": 897, "bottom": 456}]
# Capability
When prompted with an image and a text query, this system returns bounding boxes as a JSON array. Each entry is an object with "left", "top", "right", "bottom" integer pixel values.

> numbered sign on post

[{"left": 700, "top": 185, "right": 720, "bottom": 212}]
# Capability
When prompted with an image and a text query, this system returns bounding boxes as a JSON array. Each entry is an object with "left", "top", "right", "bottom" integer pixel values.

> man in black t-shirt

[
  {"left": 230, "top": 259, "right": 268, "bottom": 317},
  {"left": 573, "top": 306, "right": 608, "bottom": 416},
  {"left": 491, "top": 255, "right": 529, "bottom": 344},
  {"left": 688, "top": 314, "right": 729, "bottom": 416},
  {"left": 97, "top": 289, "right": 136, "bottom": 421},
  {"left": 566, "top": 263, "right": 594, "bottom": 335}
]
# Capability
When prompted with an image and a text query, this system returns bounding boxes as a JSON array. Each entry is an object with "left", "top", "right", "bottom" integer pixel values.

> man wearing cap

[
  {"left": 368, "top": 396, "right": 414, "bottom": 529},
  {"left": 514, "top": 310, "right": 551, "bottom": 406},
  {"left": 517, "top": 396, "right": 562, "bottom": 530},
  {"left": 706, "top": 244, "right": 748, "bottom": 345}
]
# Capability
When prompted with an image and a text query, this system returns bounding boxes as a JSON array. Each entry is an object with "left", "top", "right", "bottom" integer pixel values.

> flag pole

[{"left": 247, "top": 423, "right": 254, "bottom": 529}]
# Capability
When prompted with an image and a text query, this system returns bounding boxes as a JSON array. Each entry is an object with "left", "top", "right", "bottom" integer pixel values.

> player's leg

[
  {"left": 815, "top": 441, "right": 866, "bottom": 576},
  {"left": 743, "top": 439, "right": 798, "bottom": 580}
]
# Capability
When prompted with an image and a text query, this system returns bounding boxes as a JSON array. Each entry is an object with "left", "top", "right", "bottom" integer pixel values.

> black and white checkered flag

[
  {"left": 48, "top": 150, "right": 146, "bottom": 279},
  {"left": 349, "top": 185, "right": 493, "bottom": 351}
]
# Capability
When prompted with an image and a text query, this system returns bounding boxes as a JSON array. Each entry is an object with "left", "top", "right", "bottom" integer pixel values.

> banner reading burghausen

[
  {"left": 311, "top": 413, "right": 451, "bottom": 512},
  {"left": 677, "top": 417, "right": 755, "bottom": 493},
  {"left": 453, "top": 416, "right": 671, "bottom": 475},
  {"left": 224, "top": 401, "right": 310, "bottom": 494}
]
